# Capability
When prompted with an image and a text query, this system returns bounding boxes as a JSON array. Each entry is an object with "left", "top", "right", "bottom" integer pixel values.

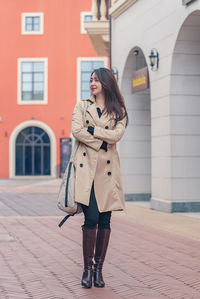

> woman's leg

[
  {"left": 98, "top": 211, "right": 112, "bottom": 229},
  {"left": 81, "top": 183, "right": 99, "bottom": 288},
  {"left": 94, "top": 211, "right": 112, "bottom": 287},
  {"left": 81, "top": 183, "right": 99, "bottom": 229}
]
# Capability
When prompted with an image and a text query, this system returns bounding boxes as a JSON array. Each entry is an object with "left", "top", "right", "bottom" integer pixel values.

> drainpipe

[{"left": 108, "top": 0, "right": 112, "bottom": 70}]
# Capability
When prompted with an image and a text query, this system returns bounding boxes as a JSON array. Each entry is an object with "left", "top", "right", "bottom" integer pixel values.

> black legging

[{"left": 81, "top": 182, "right": 111, "bottom": 229}]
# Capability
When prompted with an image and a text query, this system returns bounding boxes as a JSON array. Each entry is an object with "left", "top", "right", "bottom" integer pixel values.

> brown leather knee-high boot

[
  {"left": 81, "top": 227, "right": 96, "bottom": 288},
  {"left": 94, "top": 228, "right": 111, "bottom": 288}
]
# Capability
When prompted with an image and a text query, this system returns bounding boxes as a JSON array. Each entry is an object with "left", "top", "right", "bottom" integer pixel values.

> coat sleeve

[
  {"left": 93, "top": 116, "right": 127, "bottom": 144},
  {"left": 72, "top": 101, "right": 102, "bottom": 151}
]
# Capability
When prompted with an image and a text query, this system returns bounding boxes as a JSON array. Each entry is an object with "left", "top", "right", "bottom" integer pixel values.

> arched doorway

[
  {"left": 9, "top": 120, "right": 57, "bottom": 178},
  {"left": 120, "top": 47, "right": 151, "bottom": 201},
  {"left": 170, "top": 10, "right": 200, "bottom": 211},
  {"left": 15, "top": 126, "right": 50, "bottom": 176}
]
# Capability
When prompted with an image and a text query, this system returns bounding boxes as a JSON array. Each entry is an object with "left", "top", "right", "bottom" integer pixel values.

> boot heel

[
  {"left": 94, "top": 267, "right": 105, "bottom": 287},
  {"left": 82, "top": 268, "right": 93, "bottom": 288}
]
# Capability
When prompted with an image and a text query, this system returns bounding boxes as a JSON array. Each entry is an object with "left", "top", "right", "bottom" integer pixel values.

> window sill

[
  {"left": 21, "top": 31, "right": 44, "bottom": 35},
  {"left": 17, "top": 100, "right": 48, "bottom": 105}
]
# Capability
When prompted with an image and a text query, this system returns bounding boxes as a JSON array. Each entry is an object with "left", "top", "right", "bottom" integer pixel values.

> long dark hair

[{"left": 91, "top": 68, "right": 128, "bottom": 126}]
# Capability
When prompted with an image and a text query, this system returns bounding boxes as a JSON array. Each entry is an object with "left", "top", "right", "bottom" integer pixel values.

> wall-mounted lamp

[
  {"left": 111, "top": 67, "right": 118, "bottom": 81},
  {"left": 149, "top": 48, "right": 159, "bottom": 71},
  {"left": 133, "top": 49, "right": 139, "bottom": 56}
]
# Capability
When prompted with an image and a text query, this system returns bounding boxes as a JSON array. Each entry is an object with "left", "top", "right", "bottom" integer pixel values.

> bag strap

[
  {"left": 58, "top": 213, "right": 76, "bottom": 227},
  {"left": 70, "top": 100, "right": 88, "bottom": 160},
  {"left": 82, "top": 99, "right": 87, "bottom": 123},
  {"left": 58, "top": 101, "right": 88, "bottom": 228}
]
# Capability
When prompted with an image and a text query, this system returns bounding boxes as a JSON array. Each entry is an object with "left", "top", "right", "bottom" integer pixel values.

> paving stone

[{"left": 0, "top": 179, "right": 200, "bottom": 298}]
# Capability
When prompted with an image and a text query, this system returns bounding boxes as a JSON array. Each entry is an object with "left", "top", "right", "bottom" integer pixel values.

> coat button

[
  {"left": 107, "top": 171, "right": 111, "bottom": 176},
  {"left": 80, "top": 163, "right": 83, "bottom": 167},
  {"left": 105, "top": 126, "right": 109, "bottom": 129},
  {"left": 86, "top": 120, "right": 89, "bottom": 124},
  {"left": 83, "top": 152, "right": 86, "bottom": 156},
  {"left": 107, "top": 160, "right": 110, "bottom": 164}
]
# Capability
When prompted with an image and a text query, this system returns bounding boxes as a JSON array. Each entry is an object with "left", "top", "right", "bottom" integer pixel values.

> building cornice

[{"left": 109, "top": 0, "right": 138, "bottom": 19}]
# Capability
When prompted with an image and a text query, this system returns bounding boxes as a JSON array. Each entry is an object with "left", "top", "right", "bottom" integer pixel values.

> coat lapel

[
  {"left": 87, "top": 100, "right": 102, "bottom": 126},
  {"left": 100, "top": 110, "right": 114, "bottom": 126},
  {"left": 86, "top": 96, "right": 114, "bottom": 127}
]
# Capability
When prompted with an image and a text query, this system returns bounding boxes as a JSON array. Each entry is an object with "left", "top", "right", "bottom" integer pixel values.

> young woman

[{"left": 72, "top": 67, "right": 128, "bottom": 288}]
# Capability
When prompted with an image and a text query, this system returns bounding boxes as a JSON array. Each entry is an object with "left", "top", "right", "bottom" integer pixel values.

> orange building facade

[{"left": 0, "top": 0, "right": 107, "bottom": 178}]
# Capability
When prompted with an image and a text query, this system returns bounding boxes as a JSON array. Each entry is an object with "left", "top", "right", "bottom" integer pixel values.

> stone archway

[
  {"left": 169, "top": 10, "right": 200, "bottom": 211},
  {"left": 120, "top": 47, "right": 151, "bottom": 202}
]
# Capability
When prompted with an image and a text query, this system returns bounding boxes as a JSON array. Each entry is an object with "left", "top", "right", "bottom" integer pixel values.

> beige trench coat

[{"left": 72, "top": 96, "right": 127, "bottom": 213}]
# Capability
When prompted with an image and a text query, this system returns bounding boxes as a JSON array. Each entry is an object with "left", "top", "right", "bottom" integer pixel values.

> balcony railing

[{"left": 91, "top": 0, "right": 109, "bottom": 21}]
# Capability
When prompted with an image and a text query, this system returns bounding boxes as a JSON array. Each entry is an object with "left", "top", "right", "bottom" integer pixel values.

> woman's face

[{"left": 90, "top": 72, "right": 103, "bottom": 96}]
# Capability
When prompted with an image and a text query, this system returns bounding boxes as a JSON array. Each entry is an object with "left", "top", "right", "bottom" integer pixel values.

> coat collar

[
  {"left": 86, "top": 96, "right": 112, "bottom": 126},
  {"left": 87, "top": 95, "right": 95, "bottom": 104}
]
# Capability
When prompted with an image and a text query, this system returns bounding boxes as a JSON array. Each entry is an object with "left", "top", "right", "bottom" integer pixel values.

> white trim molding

[
  {"left": 80, "top": 11, "right": 93, "bottom": 34},
  {"left": 17, "top": 57, "right": 48, "bottom": 105},
  {"left": 21, "top": 12, "right": 44, "bottom": 35},
  {"left": 109, "top": 0, "right": 138, "bottom": 19},
  {"left": 76, "top": 57, "right": 108, "bottom": 103},
  {"left": 9, "top": 120, "right": 57, "bottom": 178}
]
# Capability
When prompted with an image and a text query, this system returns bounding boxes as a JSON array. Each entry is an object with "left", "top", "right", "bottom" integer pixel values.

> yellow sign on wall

[
  {"left": 132, "top": 67, "right": 149, "bottom": 93},
  {"left": 133, "top": 75, "right": 146, "bottom": 87}
]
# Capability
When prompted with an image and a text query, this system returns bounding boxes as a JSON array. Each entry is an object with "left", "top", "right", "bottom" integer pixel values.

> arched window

[{"left": 15, "top": 126, "right": 50, "bottom": 175}]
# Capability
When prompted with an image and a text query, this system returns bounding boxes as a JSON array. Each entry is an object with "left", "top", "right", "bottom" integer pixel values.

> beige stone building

[{"left": 84, "top": 0, "right": 200, "bottom": 213}]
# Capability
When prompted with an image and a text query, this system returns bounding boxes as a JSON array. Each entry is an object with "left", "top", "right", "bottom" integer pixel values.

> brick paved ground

[{"left": 0, "top": 179, "right": 200, "bottom": 299}]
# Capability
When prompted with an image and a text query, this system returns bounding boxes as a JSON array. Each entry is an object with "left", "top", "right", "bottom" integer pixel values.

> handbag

[{"left": 58, "top": 100, "right": 87, "bottom": 227}]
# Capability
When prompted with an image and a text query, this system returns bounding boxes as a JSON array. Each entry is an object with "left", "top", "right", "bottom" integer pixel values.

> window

[
  {"left": 26, "top": 16, "right": 40, "bottom": 31},
  {"left": 80, "top": 12, "right": 93, "bottom": 34},
  {"left": 22, "top": 13, "right": 44, "bottom": 35},
  {"left": 18, "top": 58, "right": 48, "bottom": 105},
  {"left": 77, "top": 58, "right": 108, "bottom": 101}
]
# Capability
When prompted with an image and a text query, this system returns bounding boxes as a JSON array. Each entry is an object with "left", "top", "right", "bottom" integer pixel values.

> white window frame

[
  {"left": 77, "top": 57, "right": 108, "bottom": 102},
  {"left": 21, "top": 12, "right": 44, "bottom": 35},
  {"left": 17, "top": 58, "right": 48, "bottom": 105},
  {"left": 80, "top": 11, "right": 93, "bottom": 34}
]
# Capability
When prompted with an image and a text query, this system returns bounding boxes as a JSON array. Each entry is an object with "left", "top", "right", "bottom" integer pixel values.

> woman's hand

[{"left": 87, "top": 126, "right": 115, "bottom": 151}]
